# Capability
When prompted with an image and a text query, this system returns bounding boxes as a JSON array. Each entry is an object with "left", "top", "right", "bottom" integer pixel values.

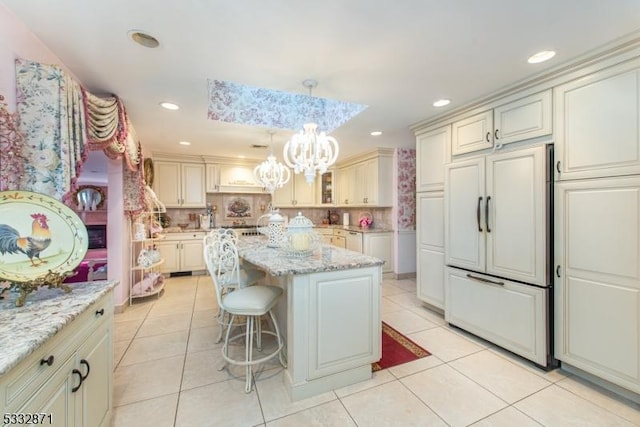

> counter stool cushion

[{"left": 222, "top": 285, "right": 282, "bottom": 316}]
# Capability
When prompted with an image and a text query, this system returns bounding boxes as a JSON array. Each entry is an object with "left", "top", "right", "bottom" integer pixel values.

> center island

[{"left": 236, "top": 236, "right": 383, "bottom": 401}]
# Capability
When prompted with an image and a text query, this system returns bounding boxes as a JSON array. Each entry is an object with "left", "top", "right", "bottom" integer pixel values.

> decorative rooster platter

[{"left": 0, "top": 190, "right": 88, "bottom": 283}]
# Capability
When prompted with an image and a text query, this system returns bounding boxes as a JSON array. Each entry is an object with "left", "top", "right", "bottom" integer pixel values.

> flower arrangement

[{"left": 359, "top": 214, "right": 372, "bottom": 229}]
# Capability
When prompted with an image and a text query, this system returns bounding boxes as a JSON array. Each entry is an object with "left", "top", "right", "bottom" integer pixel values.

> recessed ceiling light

[
  {"left": 528, "top": 50, "right": 556, "bottom": 64},
  {"left": 179, "top": 141, "right": 191, "bottom": 146},
  {"left": 433, "top": 99, "right": 451, "bottom": 107},
  {"left": 370, "top": 131, "right": 382, "bottom": 136},
  {"left": 238, "top": 155, "right": 246, "bottom": 159},
  {"left": 160, "top": 102, "right": 179, "bottom": 110},
  {"left": 128, "top": 30, "right": 160, "bottom": 48}
]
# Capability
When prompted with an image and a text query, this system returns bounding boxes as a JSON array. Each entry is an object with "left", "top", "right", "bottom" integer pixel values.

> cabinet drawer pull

[
  {"left": 477, "top": 196, "right": 483, "bottom": 232},
  {"left": 71, "top": 369, "right": 83, "bottom": 392},
  {"left": 40, "top": 355, "right": 54, "bottom": 366},
  {"left": 95, "top": 308, "right": 105, "bottom": 316},
  {"left": 556, "top": 265, "right": 561, "bottom": 278},
  {"left": 556, "top": 161, "right": 561, "bottom": 174},
  {"left": 485, "top": 196, "right": 491, "bottom": 233},
  {"left": 485, "top": 132, "right": 490, "bottom": 142},
  {"left": 80, "top": 359, "right": 90, "bottom": 381},
  {"left": 466, "top": 273, "right": 504, "bottom": 286},
  {"left": 494, "top": 129, "right": 499, "bottom": 140}
]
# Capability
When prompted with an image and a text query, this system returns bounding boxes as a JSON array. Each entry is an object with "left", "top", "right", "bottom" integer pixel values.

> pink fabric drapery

[{"left": 6, "top": 57, "right": 145, "bottom": 214}]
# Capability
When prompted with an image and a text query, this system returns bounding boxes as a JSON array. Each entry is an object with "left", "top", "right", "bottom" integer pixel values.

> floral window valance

[{"left": 1, "top": 58, "right": 144, "bottom": 213}]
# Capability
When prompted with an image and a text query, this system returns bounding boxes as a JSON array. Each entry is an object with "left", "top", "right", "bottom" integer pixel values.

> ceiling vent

[{"left": 251, "top": 144, "right": 268, "bottom": 149}]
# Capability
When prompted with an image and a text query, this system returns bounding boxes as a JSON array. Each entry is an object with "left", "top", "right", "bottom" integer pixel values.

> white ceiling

[{"left": 4, "top": 1, "right": 640, "bottom": 162}]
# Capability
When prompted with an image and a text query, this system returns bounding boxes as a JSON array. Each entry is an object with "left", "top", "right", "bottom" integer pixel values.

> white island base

[
  {"left": 237, "top": 238, "right": 382, "bottom": 401},
  {"left": 275, "top": 266, "right": 381, "bottom": 401}
]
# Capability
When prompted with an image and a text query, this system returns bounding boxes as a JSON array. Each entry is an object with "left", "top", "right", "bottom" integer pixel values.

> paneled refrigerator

[{"left": 444, "top": 144, "right": 555, "bottom": 368}]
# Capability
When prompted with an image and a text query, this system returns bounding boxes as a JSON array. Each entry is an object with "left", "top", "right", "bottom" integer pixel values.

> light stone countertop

[
  {"left": 236, "top": 236, "right": 384, "bottom": 277},
  {"left": 0, "top": 280, "right": 119, "bottom": 376},
  {"left": 313, "top": 224, "right": 394, "bottom": 233}
]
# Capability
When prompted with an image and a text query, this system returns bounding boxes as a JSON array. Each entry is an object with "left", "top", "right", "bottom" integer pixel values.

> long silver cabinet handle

[
  {"left": 477, "top": 197, "right": 483, "bottom": 232},
  {"left": 466, "top": 273, "right": 505, "bottom": 286},
  {"left": 485, "top": 196, "right": 491, "bottom": 233}
]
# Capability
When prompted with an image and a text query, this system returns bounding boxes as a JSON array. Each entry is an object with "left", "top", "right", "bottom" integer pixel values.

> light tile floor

[{"left": 112, "top": 275, "right": 640, "bottom": 426}]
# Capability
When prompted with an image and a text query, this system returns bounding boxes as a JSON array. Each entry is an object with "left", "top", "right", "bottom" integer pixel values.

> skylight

[{"left": 207, "top": 79, "right": 367, "bottom": 132}]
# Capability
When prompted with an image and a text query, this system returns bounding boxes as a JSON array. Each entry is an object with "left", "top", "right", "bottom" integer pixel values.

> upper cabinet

[
  {"left": 205, "top": 164, "right": 220, "bottom": 192},
  {"left": 317, "top": 171, "right": 335, "bottom": 205},
  {"left": 416, "top": 124, "right": 451, "bottom": 192},
  {"left": 154, "top": 161, "right": 206, "bottom": 208},
  {"left": 554, "top": 59, "right": 640, "bottom": 181},
  {"left": 451, "top": 90, "right": 552, "bottom": 156},
  {"left": 336, "top": 149, "right": 394, "bottom": 207},
  {"left": 271, "top": 173, "right": 316, "bottom": 207},
  {"left": 451, "top": 110, "right": 494, "bottom": 155}
]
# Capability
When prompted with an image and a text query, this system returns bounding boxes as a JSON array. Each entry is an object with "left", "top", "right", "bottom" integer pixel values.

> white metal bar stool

[
  {"left": 203, "top": 228, "right": 265, "bottom": 343},
  {"left": 204, "top": 238, "right": 286, "bottom": 392}
]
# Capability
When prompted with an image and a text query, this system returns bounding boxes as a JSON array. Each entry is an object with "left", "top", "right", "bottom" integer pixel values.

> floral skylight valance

[{"left": 207, "top": 79, "right": 367, "bottom": 132}]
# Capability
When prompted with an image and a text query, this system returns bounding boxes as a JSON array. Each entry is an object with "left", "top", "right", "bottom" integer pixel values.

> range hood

[{"left": 216, "top": 182, "right": 266, "bottom": 194}]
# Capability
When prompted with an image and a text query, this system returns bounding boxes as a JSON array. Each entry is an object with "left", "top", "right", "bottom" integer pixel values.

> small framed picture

[{"left": 223, "top": 195, "right": 254, "bottom": 219}]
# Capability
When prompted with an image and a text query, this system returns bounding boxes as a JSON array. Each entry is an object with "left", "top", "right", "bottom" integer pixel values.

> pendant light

[
  {"left": 253, "top": 131, "right": 291, "bottom": 194},
  {"left": 283, "top": 79, "right": 339, "bottom": 184}
]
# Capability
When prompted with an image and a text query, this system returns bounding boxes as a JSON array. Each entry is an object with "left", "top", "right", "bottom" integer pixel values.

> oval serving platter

[{"left": 0, "top": 190, "right": 88, "bottom": 283}]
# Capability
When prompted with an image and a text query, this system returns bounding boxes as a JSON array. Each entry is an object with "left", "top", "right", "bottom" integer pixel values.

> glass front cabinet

[{"left": 318, "top": 171, "right": 334, "bottom": 205}]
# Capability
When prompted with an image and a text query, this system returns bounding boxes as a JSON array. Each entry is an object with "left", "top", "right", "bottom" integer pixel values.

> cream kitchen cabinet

[
  {"left": 315, "top": 228, "right": 334, "bottom": 245},
  {"left": 317, "top": 171, "right": 335, "bottom": 205},
  {"left": 272, "top": 173, "right": 315, "bottom": 207},
  {"left": 205, "top": 164, "right": 220, "bottom": 192},
  {"left": 332, "top": 234, "right": 346, "bottom": 249},
  {"left": 155, "top": 232, "right": 206, "bottom": 273},
  {"left": 153, "top": 161, "right": 206, "bottom": 208},
  {"left": 451, "top": 90, "right": 552, "bottom": 156},
  {"left": 554, "top": 175, "right": 640, "bottom": 394},
  {"left": 337, "top": 166, "right": 356, "bottom": 205},
  {"left": 315, "top": 227, "right": 348, "bottom": 249},
  {"left": 445, "top": 144, "right": 550, "bottom": 286},
  {"left": 416, "top": 191, "right": 445, "bottom": 309},
  {"left": 354, "top": 158, "right": 393, "bottom": 206},
  {"left": 416, "top": 125, "right": 451, "bottom": 192},
  {"left": 336, "top": 149, "right": 394, "bottom": 206},
  {"left": 1, "top": 291, "right": 114, "bottom": 427},
  {"left": 363, "top": 232, "right": 394, "bottom": 274},
  {"left": 554, "top": 59, "right": 640, "bottom": 181}
]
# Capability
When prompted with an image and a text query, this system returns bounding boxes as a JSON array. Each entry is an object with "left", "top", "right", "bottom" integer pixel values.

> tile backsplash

[{"left": 164, "top": 193, "right": 392, "bottom": 230}]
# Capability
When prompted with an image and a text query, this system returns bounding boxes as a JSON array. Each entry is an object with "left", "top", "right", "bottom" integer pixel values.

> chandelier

[
  {"left": 253, "top": 131, "right": 291, "bottom": 194},
  {"left": 283, "top": 80, "right": 339, "bottom": 184}
]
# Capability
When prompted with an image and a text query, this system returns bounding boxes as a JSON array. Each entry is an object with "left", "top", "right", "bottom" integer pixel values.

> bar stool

[
  {"left": 203, "top": 228, "right": 265, "bottom": 343},
  {"left": 203, "top": 238, "right": 286, "bottom": 392}
]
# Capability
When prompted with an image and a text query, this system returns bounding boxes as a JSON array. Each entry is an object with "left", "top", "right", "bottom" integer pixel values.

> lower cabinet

[
  {"left": 314, "top": 228, "right": 394, "bottom": 273},
  {"left": 445, "top": 267, "right": 550, "bottom": 366},
  {"left": 555, "top": 176, "right": 640, "bottom": 393},
  {"left": 417, "top": 191, "right": 445, "bottom": 309},
  {"left": 306, "top": 267, "right": 381, "bottom": 379},
  {"left": 363, "top": 233, "right": 393, "bottom": 274},
  {"left": 1, "top": 292, "right": 114, "bottom": 427},
  {"left": 156, "top": 233, "right": 205, "bottom": 273}
]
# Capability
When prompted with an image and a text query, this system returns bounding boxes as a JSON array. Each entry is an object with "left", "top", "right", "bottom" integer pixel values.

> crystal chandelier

[
  {"left": 253, "top": 131, "right": 291, "bottom": 194},
  {"left": 283, "top": 80, "right": 339, "bottom": 184}
]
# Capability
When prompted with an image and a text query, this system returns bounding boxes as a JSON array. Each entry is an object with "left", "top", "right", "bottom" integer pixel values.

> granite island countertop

[
  {"left": 236, "top": 236, "right": 384, "bottom": 276},
  {"left": 0, "top": 280, "right": 119, "bottom": 376}
]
